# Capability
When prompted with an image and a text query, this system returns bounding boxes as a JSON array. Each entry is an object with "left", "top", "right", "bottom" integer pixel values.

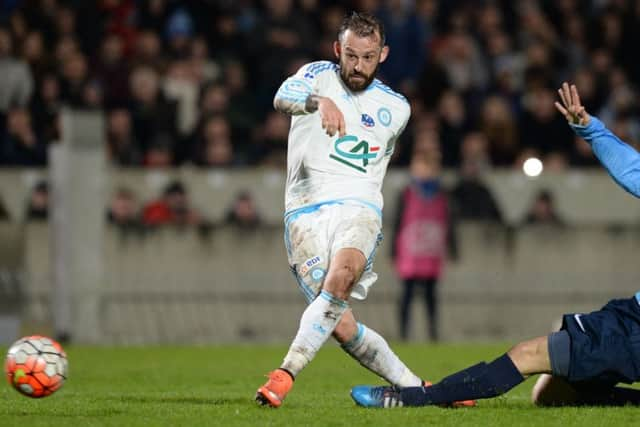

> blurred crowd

[
  {"left": 0, "top": 0, "right": 639, "bottom": 171},
  {"left": 10, "top": 177, "right": 263, "bottom": 232}
]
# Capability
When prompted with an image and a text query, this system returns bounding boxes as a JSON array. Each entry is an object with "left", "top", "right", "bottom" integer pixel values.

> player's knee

[
  {"left": 530, "top": 374, "right": 575, "bottom": 406},
  {"left": 508, "top": 341, "right": 536, "bottom": 362},
  {"left": 530, "top": 375, "right": 548, "bottom": 405},
  {"left": 531, "top": 386, "right": 551, "bottom": 406},
  {"left": 507, "top": 337, "right": 548, "bottom": 376},
  {"left": 325, "top": 264, "right": 359, "bottom": 299}
]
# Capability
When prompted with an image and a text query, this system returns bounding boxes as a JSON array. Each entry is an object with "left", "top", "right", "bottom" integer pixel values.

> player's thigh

[
  {"left": 507, "top": 335, "right": 552, "bottom": 376},
  {"left": 286, "top": 213, "right": 331, "bottom": 301},
  {"left": 324, "top": 206, "right": 381, "bottom": 298}
]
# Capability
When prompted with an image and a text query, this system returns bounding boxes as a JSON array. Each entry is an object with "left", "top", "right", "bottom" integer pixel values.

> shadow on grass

[
  {"left": 105, "top": 395, "right": 247, "bottom": 406},
  {"left": 5, "top": 409, "right": 127, "bottom": 418}
]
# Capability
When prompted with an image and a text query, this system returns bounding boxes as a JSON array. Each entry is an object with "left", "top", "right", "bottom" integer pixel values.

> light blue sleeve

[
  {"left": 273, "top": 75, "right": 314, "bottom": 115},
  {"left": 570, "top": 116, "right": 640, "bottom": 198},
  {"left": 273, "top": 61, "right": 337, "bottom": 115}
]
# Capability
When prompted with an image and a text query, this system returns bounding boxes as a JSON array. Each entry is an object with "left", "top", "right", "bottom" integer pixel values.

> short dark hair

[{"left": 338, "top": 12, "right": 385, "bottom": 47}]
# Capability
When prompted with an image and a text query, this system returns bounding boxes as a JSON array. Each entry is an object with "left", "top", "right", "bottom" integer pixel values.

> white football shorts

[{"left": 284, "top": 199, "right": 383, "bottom": 302}]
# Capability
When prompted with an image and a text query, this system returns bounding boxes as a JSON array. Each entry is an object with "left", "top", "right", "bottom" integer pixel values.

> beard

[{"left": 339, "top": 62, "right": 379, "bottom": 92}]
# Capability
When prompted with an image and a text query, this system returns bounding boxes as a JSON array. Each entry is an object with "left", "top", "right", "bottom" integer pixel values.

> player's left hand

[{"left": 555, "top": 82, "right": 590, "bottom": 126}]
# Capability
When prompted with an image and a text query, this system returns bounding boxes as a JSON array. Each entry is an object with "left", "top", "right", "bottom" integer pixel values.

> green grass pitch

[{"left": 1, "top": 343, "right": 638, "bottom": 426}]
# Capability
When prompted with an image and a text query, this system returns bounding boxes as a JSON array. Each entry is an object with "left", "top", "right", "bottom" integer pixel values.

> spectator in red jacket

[{"left": 142, "top": 180, "right": 201, "bottom": 227}]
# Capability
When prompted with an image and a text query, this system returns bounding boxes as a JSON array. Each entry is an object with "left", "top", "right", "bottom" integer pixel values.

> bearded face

[
  {"left": 335, "top": 29, "right": 388, "bottom": 92},
  {"left": 339, "top": 58, "right": 380, "bottom": 92}
]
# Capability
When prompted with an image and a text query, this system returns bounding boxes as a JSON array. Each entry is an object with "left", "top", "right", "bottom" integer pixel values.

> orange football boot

[{"left": 255, "top": 369, "right": 294, "bottom": 408}]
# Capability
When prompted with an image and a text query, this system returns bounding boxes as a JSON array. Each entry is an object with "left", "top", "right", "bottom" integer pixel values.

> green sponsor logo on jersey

[{"left": 329, "top": 135, "right": 380, "bottom": 173}]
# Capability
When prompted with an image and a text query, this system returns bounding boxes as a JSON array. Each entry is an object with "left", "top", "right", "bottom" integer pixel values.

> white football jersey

[{"left": 276, "top": 61, "right": 411, "bottom": 214}]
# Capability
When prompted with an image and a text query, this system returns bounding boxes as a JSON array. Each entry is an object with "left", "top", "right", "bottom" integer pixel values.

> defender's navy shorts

[{"left": 556, "top": 294, "right": 640, "bottom": 385}]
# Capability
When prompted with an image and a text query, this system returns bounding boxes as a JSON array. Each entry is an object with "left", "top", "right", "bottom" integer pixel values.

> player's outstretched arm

[{"left": 556, "top": 82, "right": 640, "bottom": 198}]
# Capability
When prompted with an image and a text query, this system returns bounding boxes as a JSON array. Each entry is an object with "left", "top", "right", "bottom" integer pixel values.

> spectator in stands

[
  {"left": 201, "top": 115, "right": 234, "bottom": 168},
  {"left": 106, "top": 108, "right": 143, "bottom": 166},
  {"left": 191, "top": 115, "right": 234, "bottom": 167},
  {"left": 165, "top": 7, "right": 194, "bottom": 59},
  {"left": 53, "top": 35, "right": 81, "bottom": 69},
  {"left": 163, "top": 59, "right": 200, "bottom": 137},
  {"left": 206, "top": 7, "right": 252, "bottom": 64},
  {"left": 94, "top": 34, "right": 130, "bottom": 108},
  {"left": 524, "top": 189, "right": 564, "bottom": 226},
  {"left": 483, "top": 29, "right": 525, "bottom": 97},
  {"left": 136, "top": 0, "right": 171, "bottom": 35},
  {"left": 142, "top": 180, "right": 202, "bottom": 227},
  {"left": 59, "top": 52, "right": 89, "bottom": 108},
  {"left": 128, "top": 65, "right": 178, "bottom": 155},
  {"left": 376, "top": 0, "right": 427, "bottom": 94},
  {"left": 451, "top": 134, "right": 503, "bottom": 223},
  {"left": 21, "top": 30, "right": 49, "bottom": 81},
  {"left": 1, "top": 108, "right": 46, "bottom": 166},
  {"left": 223, "top": 60, "right": 258, "bottom": 144},
  {"left": 131, "top": 30, "right": 166, "bottom": 71},
  {"left": 189, "top": 36, "right": 220, "bottom": 84},
  {"left": 25, "top": 180, "right": 48, "bottom": 221},
  {"left": 107, "top": 187, "right": 140, "bottom": 230},
  {"left": 437, "top": 32, "right": 488, "bottom": 96},
  {"left": 479, "top": 95, "right": 519, "bottom": 167},
  {"left": 144, "top": 133, "right": 174, "bottom": 168},
  {"left": 198, "top": 83, "right": 229, "bottom": 121},
  {"left": 569, "top": 133, "right": 600, "bottom": 167},
  {"left": 520, "top": 87, "right": 575, "bottom": 157},
  {"left": 248, "top": 0, "right": 316, "bottom": 111},
  {"left": 225, "top": 191, "right": 262, "bottom": 230},
  {"left": 437, "top": 90, "right": 468, "bottom": 167},
  {"left": 316, "top": 5, "right": 347, "bottom": 60},
  {"left": 0, "top": 26, "right": 33, "bottom": 134},
  {"left": 251, "top": 111, "right": 290, "bottom": 167},
  {"left": 543, "top": 151, "right": 569, "bottom": 173},
  {"left": 392, "top": 144, "right": 457, "bottom": 342},
  {"left": 29, "top": 74, "right": 60, "bottom": 144},
  {"left": 2, "top": 1, "right": 640, "bottom": 170}
]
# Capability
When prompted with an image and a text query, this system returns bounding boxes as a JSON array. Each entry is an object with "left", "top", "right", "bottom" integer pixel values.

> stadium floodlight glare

[{"left": 522, "top": 157, "right": 543, "bottom": 177}]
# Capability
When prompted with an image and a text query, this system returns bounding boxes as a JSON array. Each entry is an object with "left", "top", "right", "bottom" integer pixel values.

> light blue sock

[
  {"left": 281, "top": 290, "right": 348, "bottom": 377},
  {"left": 342, "top": 323, "right": 422, "bottom": 387}
]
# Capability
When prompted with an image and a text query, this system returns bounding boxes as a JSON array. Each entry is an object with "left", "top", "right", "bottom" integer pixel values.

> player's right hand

[
  {"left": 555, "top": 82, "right": 590, "bottom": 126},
  {"left": 318, "top": 97, "right": 346, "bottom": 137}
]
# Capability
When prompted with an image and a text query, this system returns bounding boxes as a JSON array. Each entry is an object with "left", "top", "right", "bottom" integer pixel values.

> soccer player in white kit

[{"left": 255, "top": 12, "right": 425, "bottom": 408}]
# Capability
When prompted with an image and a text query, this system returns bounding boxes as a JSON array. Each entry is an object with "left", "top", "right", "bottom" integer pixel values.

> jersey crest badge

[
  {"left": 377, "top": 108, "right": 392, "bottom": 127},
  {"left": 361, "top": 113, "right": 375, "bottom": 127}
]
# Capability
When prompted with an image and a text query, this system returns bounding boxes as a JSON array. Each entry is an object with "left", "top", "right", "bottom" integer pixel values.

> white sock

[
  {"left": 281, "top": 290, "right": 349, "bottom": 377},
  {"left": 341, "top": 323, "right": 422, "bottom": 387}
]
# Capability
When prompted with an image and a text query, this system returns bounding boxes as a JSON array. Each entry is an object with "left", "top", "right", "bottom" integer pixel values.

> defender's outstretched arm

[{"left": 555, "top": 82, "right": 640, "bottom": 197}]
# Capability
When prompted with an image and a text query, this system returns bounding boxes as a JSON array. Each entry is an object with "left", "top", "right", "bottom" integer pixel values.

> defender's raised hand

[{"left": 555, "top": 82, "right": 590, "bottom": 126}]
